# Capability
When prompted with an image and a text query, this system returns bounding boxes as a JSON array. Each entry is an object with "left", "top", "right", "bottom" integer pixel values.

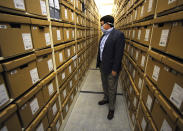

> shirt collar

[{"left": 104, "top": 27, "right": 114, "bottom": 35}]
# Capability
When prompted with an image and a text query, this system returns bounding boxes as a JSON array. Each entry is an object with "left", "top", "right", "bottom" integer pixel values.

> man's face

[{"left": 100, "top": 21, "right": 109, "bottom": 30}]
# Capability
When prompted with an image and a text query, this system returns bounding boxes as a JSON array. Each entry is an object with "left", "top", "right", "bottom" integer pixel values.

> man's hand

[{"left": 112, "top": 70, "right": 117, "bottom": 76}]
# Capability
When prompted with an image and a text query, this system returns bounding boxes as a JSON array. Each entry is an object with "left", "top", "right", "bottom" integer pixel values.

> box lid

[
  {"left": 16, "top": 83, "right": 42, "bottom": 107},
  {"left": 0, "top": 104, "right": 17, "bottom": 123},
  {"left": 0, "top": 13, "right": 30, "bottom": 24},
  {"left": 41, "top": 72, "right": 56, "bottom": 86},
  {"left": 30, "top": 18, "right": 49, "bottom": 26},
  {"left": 3, "top": 54, "right": 36, "bottom": 71},
  {"left": 54, "top": 44, "right": 65, "bottom": 52},
  {"left": 51, "top": 21, "right": 64, "bottom": 27},
  {"left": 35, "top": 48, "right": 52, "bottom": 57},
  {"left": 45, "top": 93, "right": 59, "bottom": 109},
  {"left": 148, "top": 50, "right": 163, "bottom": 62}
]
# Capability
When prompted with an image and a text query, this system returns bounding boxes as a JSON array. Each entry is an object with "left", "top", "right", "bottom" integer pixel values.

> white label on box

[
  {"left": 144, "top": 29, "right": 150, "bottom": 41},
  {"left": 75, "top": 74, "right": 77, "bottom": 80},
  {"left": 132, "top": 30, "right": 135, "bottom": 38},
  {"left": 138, "top": 30, "right": 141, "bottom": 40},
  {"left": 148, "top": 0, "right": 153, "bottom": 12},
  {"left": 57, "top": 30, "right": 61, "bottom": 40},
  {"left": 141, "top": 55, "right": 145, "bottom": 67},
  {"left": 73, "top": 46, "right": 76, "bottom": 53},
  {"left": 136, "top": 51, "right": 139, "bottom": 60},
  {"left": 0, "top": 126, "right": 8, "bottom": 131},
  {"left": 138, "top": 78, "right": 142, "bottom": 89},
  {"left": 45, "top": 33, "right": 51, "bottom": 45},
  {"left": 69, "top": 66, "right": 72, "bottom": 73},
  {"left": 141, "top": 117, "right": 147, "bottom": 131},
  {"left": 146, "top": 95, "right": 153, "bottom": 111},
  {"left": 77, "top": 17, "right": 79, "bottom": 23},
  {"left": 54, "top": 0, "right": 60, "bottom": 9},
  {"left": 72, "top": 30, "right": 75, "bottom": 38},
  {"left": 52, "top": 103, "right": 57, "bottom": 115},
  {"left": 0, "top": 25, "right": 7, "bottom": 29},
  {"left": 160, "top": 119, "right": 172, "bottom": 131},
  {"left": 49, "top": 0, "right": 54, "bottom": 7},
  {"left": 67, "top": 49, "right": 71, "bottom": 57},
  {"left": 159, "top": 29, "right": 169, "bottom": 47},
  {"left": 14, "top": 0, "right": 25, "bottom": 10},
  {"left": 72, "top": 13, "right": 74, "bottom": 21},
  {"left": 30, "top": 68, "right": 39, "bottom": 84},
  {"left": 152, "top": 65, "right": 160, "bottom": 81},
  {"left": 62, "top": 72, "right": 65, "bottom": 80},
  {"left": 30, "top": 98, "right": 39, "bottom": 115},
  {"left": 70, "top": 81, "right": 72, "bottom": 87},
  {"left": 36, "top": 123, "right": 44, "bottom": 131},
  {"left": 133, "top": 70, "right": 136, "bottom": 78},
  {"left": 168, "top": 0, "right": 176, "bottom": 4},
  {"left": 10, "top": 70, "right": 17, "bottom": 75},
  {"left": 63, "top": 89, "right": 66, "bottom": 98},
  {"left": 59, "top": 52, "right": 63, "bottom": 62},
  {"left": 135, "top": 10, "right": 137, "bottom": 19},
  {"left": 170, "top": 83, "right": 183, "bottom": 109},
  {"left": 66, "top": 104, "right": 68, "bottom": 112},
  {"left": 48, "top": 83, "right": 54, "bottom": 96},
  {"left": 141, "top": 6, "right": 144, "bottom": 17},
  {"left": 40, "top": 0, "right": 47, "bottom": 15},
  {"left": 22, "top": 33, "right": 33, "bottom": 50},
  {"left": 66, "top": 30, "right": 70, "bottom": 39},
  {"left": 0, "top": 84, "right": 9, "bottom": 107},
  {"left": 56, "top": 120, "right": 60, "bottom": 131},
  {"left": 47, "top": 59, "right": 53, "bottom": 71},
  {"left": 65, "top": 9, "right": 68, "bottom": 19},
  {"left": 127, "top": 45, "right": 130, "bottom": 52},
  {"left": 133, "top": 97, "right": 137, "bottom": 107}
]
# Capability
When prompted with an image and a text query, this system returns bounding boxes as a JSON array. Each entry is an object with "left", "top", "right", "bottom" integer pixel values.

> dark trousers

[{"left": 100, "top": 65, "right": 119, "bottom": 111}]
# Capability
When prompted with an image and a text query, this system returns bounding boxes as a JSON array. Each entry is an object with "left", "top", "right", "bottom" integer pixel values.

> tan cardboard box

[
  {"left": 166, "top": 21, "right": 183, "bottom": 59},
  {"left": 46, "top": 93, "right": 60, "bottom": 124},
  {"left": 158, "top": 56, "right": 183, "bottom": 113},
  {"left": 26, "top": 107, "right": 49, "bottom": 131},
  {"left": 57, "top": 63, "right": 69, "bottom": 87},
  {"left": 156, "top": 0, "right": 177, "bottom": 14},
  {"left": 0, "top": 104, "right": 22, "bottom": 131},
  {"left": 59, "top": 80, "right": 69, "bottom": 104},
  {"left": 51, "top": 22, "right": 64, "bottom": 45},
  {"left": 142, "top": 77, "right": 156, "bottom": 112},
  {"left": 65, "top": 43, "right": 73, "bottom": 60},
  {"left": 25, "top": 0, "right": 48, "bottom": 17},
  {"left": 0, "top": 64, "right": 10, "bottom": 109},
  {"left": 3, "top": 54, "right": 40, "bottom": 98},
  {"left": 134, "top": 68, "right": 144, "bottom": 92},
  {"left": 35, "top": 48, "right": 54, "bottom": 80},
  {"left": 49, "top": 111, "right": 62, "bottom": 131},
  {"left": 144, "top": 0, "right": 157, "bottom": 17},
  {"left": 0, "top": 0, "right": 25, "bottom": 11},
  {"left": 63, "top": 27, "right": 72, "bottom": 42},
  {"left": 60, "top": 5, "right": 69, "bottom": 22},
  {"left": 0, "top": 13, "right": 33, "bottom": 58},
  {"left": 30, "top": 18, "right": 51, "bottom": 50},
  {"left": 54, "top": 44, "right": 66, "bottom": 68},
  {"left": 16, "top": 83, "right": 45, "bottom": 128},
  {"left": 41, "top": 72, "right": 57, "bottom": 104},
  {"left": 62, "top": 98, "right": 70, "bottom": 120},
  {"left": 70, "top": 10, "right": 75, "bottom": 24},
  {"left": 151, "top": 22, "right": 172, "bottom": 52},
  {"left": 151, "top": 99, "right": 176, "bottom": 130},
  {"left": 146, "top": 51, "right": 164, "bottom": 85},
  {"left": 142, "top": 25, "right": 152, "bottom": 45}
]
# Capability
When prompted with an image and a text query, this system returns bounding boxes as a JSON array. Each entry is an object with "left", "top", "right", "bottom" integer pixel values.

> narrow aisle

[{"left": 64, "top": 58, "right": 132, "bottom": 131}]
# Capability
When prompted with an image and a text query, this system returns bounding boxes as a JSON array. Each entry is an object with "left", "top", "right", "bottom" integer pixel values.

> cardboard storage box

[
  {"left": 26, "top": 107, "right": 49, "bottom": 131},
  {"left": 3, "top": 54, "right": 40, "bottom": 99},
  {"left": 70, "top": 10, "right": 75, "bottom": 23},
  {"left": 35, "top": 48, "right": 54, "bottom": 80},
  {"left": 46, "top": 93, "right": 60, "bottom": 124},
  {"left": 30, "top": 18, "right": 51, "bottom": 49},
  {"left": 62, "top": 98, "right": 70, "bottom": 120},
  {"left": 41, "top": 72, "right": 57, "bottom": 104},
  {"left": 151, "top": 22, "right": 172, "bottom": 52},
  {"left": 144, "top": 0, "right": 157, "bottom": 17},
  {"left": 54, "top": 44, "right": 66, "bottom": 68},
  {"left": 0, "top": 104, "right": 22, "bottom": 131},
  {"left": 166, "top": 21, "right": 183, "bottom": 59},
  {"left": 60, "top": 80, "right": 69, "bottom": 104},
  {"left": 48, "top": 111, "right": 62, "bottom": 131},
  {"left": 0, "top": 13, "right": 33, "bottom": 58},
  {"left": 151, "top": 98, "right": 176, "bottom": 130},
  {"left": 49, "top": 0, "right": 55, "bottom": 18},
  {"left": 52, "top": 22, "right": 64, "bottom": 45},
  {"left": 65, "top": 43, "right": 74, "bottom": 60},
  {"left": 0, "top": 64, "right": 9, "bottom": 109},
  {"left": 60, "top": 5, "right": 70, "bottom": 22},
  {"left": 156, "top": 0, "right": 177, "bottom": 14},
  {"left": 57, "top": 63, "right": 69, "bottom": 87},
  {"left": 25, "top": 0, "right": 48, "bottom": 17},
  {"left": 142, "top": 77, "right": 156, "bottom": 112},
  {"left": 16, "top": 83, "right": 45, "bottom": 128},
  {"left": 0, "top": 0, "right": 25, "bottom": 11},
  {"left": 142, "top": 25, "right": 152, "bottom": 45},
  {"left": 158, "top": 56, "right": 183, "bottom": 113},
  {"left": 63, "top": 27, "right": 72, "bottom": 42},
  {"left": 134, "top": 68, "right": 144, "bottom": 92}
]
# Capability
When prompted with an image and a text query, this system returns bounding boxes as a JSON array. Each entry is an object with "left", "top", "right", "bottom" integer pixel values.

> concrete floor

[{"left": 63, "top": 57, "right": 132, "bottom": 131}]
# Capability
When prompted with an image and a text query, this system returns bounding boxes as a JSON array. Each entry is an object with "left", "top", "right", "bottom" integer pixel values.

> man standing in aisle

[{"left": 96, "top": 15, "right": 125, "bottom": 120}]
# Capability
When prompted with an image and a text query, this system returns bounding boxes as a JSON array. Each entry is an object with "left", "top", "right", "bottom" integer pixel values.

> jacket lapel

[{"left": 102, "top": 29, "right": 115, "bottom": 52}]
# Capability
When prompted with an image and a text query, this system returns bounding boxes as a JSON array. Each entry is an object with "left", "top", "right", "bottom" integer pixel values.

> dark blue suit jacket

[{"left": 96, "top": 28, "right": 125, "bottom": 74}]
